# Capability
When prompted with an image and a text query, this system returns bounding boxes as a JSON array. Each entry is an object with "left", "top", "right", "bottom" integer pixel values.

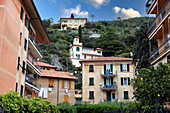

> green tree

[
  {"left": 131, "top": 63, "right": 170, "bottom": 105},
  {"left": 133, "top": 23, "right": 150, "bottom": 69}
]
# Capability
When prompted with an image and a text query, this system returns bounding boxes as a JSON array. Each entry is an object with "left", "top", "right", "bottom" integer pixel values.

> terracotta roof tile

[
  {"left": 81, "top": 57, "right": 133, "bottom": 62},
  {"left": 41, "top": 70, "right": 77, "bottom": 80},
  {"left": 37, "top": 62, "right": 57, "bottom": 68}
]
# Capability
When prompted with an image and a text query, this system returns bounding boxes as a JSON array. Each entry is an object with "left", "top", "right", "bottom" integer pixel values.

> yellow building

[
  {"left": 146, "top": 0, "right": 170, "bottom": 65},
  {"left": 81, "top": 57, "right": 135, "bottom": 104}
]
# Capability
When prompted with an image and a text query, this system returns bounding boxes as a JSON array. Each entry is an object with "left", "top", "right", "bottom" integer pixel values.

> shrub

[{"left": 58, "top": 103, "right": 76, "bottom": 113}]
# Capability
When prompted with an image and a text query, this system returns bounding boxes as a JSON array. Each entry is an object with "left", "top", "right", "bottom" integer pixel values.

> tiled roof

[
  {"left": 37, "top": 62, "right": 57, "bottom": 68},
  {"left": 81, "top": 57, "right": 133, "bottom": 62},
  {"left": 41, "top": 70, "right": 78, "bottom": 80}
]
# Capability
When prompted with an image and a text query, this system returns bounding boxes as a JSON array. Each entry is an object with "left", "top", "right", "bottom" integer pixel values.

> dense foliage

[
  {"left": 131, "top": 63, "right": 170, "bottom": 105},
  {"left": 0, "top": 91, "right": 60, "bottom": 113},
  {"left": 75, "top": 82, "right": 82, "bottom": 89}
]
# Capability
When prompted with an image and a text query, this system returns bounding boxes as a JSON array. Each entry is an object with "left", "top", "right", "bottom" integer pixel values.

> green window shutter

[
  {"left": 112, "top": 93, "right": 115, "bottom": 99},
  {"left": 121, "top": 77, "right": 123, "bottom": 85},
  {"left": 128, "top": 77, "right": 130, "bottom": 85},
  {"left": 20, "top": 7, "right": 24, "bottom": 21},
  {"left": 24, "top": 38, "right": 27, "bottom": 51},
  {"left": 25, "top": 14, "right": 28, "bottom": 27},
  {"left": 17, "top": 57, "right": 20, "bottom": 70},
  {"left": 111, "top": 77, "right": 113, "bottom": 85},
  {"left": 15, "top": 82, "right": 18, "bottom": 92},
  {"left": 89, "top": 78, "right": 94, "bottom": 85},
  {"left": 22, "top": 61, "right": 25, "bottom": 73},
  {"left": 89, "top": 65, "right": 94, "bottom": 72},
  {"left": 76, "top": 47, "right": 79, "bottom": 51},
  {"left": 20, "top": 85, "right": 23, "bottom": 95},
  {"left": 28, "top": 20, "right": 30, "bottom": 31},
  {"left": 110, "top": 64, "right": 113, "bottom": 72},
  {"left": 92, "top": 91, "right": 94, "bottom": 99},
  {"left": 127, "top": 64, "right": 129, "bottom": 72},
  {"left": 89, "top": 91, "right": 94, "bottom": 99},
  {"left": 104, "top": 64, "right": 106, "bottom": 74},
  {"left": 120, "top": 64, "right": 122, "bottom": 72},
  {"left": 124, "top": 91, "right": 129, "bottom": 99}
]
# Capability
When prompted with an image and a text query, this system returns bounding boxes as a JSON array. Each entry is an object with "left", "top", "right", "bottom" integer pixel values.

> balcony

[
  {"left": 100, "top": 70, "right": 117, "bottom": 77},
  {"left": 101, "top": 83, "right": 117, "bottom": 91},
  {"left": 147, "top": 0, "right": 170, "bottom": 37},
  {"left": 27, "top": 53, "right": 42, "bottom": 76},
  {"left": 25, "top": 74, "right": 41, "bottom": 91},
  {"left": 146, "top": 0, "right": 155, "bottom": 13},
  {"left": 150, "top": 38, "right": 170, "bottom": 63},
  {"left": 28, "top": 34, "right": 42, "bottom": 58}
]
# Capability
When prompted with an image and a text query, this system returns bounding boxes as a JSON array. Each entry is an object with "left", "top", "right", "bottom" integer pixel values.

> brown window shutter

[
  {"left": 62, "top": 80, "right": 65, "bottom": 88},
  {"left": 51, "top": 79, "right": 54, "bottom": 87},
  {"left": 69, "top": 81, "right": 71, "bottom": 89}
]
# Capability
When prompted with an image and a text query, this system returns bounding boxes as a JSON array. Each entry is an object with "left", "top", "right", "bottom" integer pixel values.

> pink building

[{"left": 0, "top": 0, "right": 50, "bottom": 96}]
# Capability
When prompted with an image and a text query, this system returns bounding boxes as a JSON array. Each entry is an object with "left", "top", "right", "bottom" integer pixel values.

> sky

[{"left": 34, "top": 0, "right": 149, "bottom": 23}]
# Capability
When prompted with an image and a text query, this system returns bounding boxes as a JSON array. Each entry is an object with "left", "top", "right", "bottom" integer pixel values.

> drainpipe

[{"left": 57, "top": 79, "right": 59, "bottom": 105}]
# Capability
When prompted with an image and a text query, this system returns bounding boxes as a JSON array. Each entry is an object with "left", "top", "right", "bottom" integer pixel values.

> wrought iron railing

[
  {"left": 150, "top": 38, "right": 170, "bottom": 63},
  {"left": 101, "top": 83, "right": 117, "bottom": 90},
  {"left": 25, "top": 74, "right": 41, "bottom": 89},
  {"left": 147, "top": 0, "right": 170, "bottom": 36},
  {"left": 27, "top": 53, "right": 42, "bottom": 72}
]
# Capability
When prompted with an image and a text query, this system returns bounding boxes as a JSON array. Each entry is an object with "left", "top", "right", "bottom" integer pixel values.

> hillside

[{"left": 38, "top": 17, "right": 154, "bottom": 71}]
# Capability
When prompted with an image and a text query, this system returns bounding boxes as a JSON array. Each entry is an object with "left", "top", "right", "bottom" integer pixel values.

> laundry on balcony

[{"left": 105, "top": 70, "right": 109, "bottom": 77}]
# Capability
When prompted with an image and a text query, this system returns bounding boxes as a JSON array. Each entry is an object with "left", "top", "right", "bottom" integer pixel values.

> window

[
  {"left": 120, "top": 64, "right": 129, "bottom": 72},
  {"left": 43, "top": 68, "right": 45, "bottom": 70},
  {"left": 91, "top": 56, "right": 93, "bottom": 59},
  {"left": 124, "top": 91, "right": 129, "bottom": 99},
  {"left": 106, "top": 78, "right": 111, "bottom": 85},
  {"left": 28, "top": 20, "right": 31, "bottom": 31},
  {"left": 49, "top": 79, "right": 54, "bottom": 87},
  {"left": 17, "top": 57, "right": 20, "bottom": 70},
  {"left": 19, "top": 33, "right": 22, "bottom": 46},
  {"left": 112, "top": 93, "right": 115, "bottom": 99},
  {"left": 47, "top": 68, "right": 50, "bottom": 70},
  {"left": 22, "top": 61, "right": 25, "bottom": 73},
  {"left": 76, "top": 47, "right": 80, "bottom": 51},
  {"left": 89, "top": 91, "right": 94, "bottom": 99},
  {"left": 25, "top": 14, "right": 28, "bottom": 27},
  {"left": 20, "top": 7, "right": 24, "bottom": 21},
  {"left": 84, "top": 55, "right": 86, "bottom": 59},
  {"left": 69, "top": 20, "right": 73, "bottom": 23},
  {"left": 89, "top": 65, "right": 94, "bottom": 72},
  {"left": 104, "top": 64, "right": 113, "bottom": 74},
  {"left": 64, "top": 80, "right": 69, "bottom": 88},
  {"left": 20, "top": 85, "right": 23, "bottom": 95},
  {"left": 24, "top": 38, "right": 27, "bottom": 51},
  {"left": 97, "top": 51, "right": 101, "bottom": 54},
  {"left": 121, "top": 77, "right": 130, "bottom": 85},
  {"left": 77, "top": 55, "right": 80, "bottom": 59},
  {"left": 89, "top": 78, "right": 94, "bottom": 85},
  {"left": 15, "top": 82, "right": 18, "bottom": 92}
]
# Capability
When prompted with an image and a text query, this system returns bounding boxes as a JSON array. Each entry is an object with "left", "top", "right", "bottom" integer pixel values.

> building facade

[
  {"left": 0, "top": 0, "right": 50, "bottom": 95},
  {"left": 69, "top": 36, "right": 103, "bottom": 67},
  {"left": 146, "top": 0, "right": 170, "bottom": 66},
  {"left": 81, "top": 57, "right": 135, "bottom": 104},
  {"left": 37, "top": 62, "right": 77, "bottom": 105},
  {"left": 60, "top": 14, "right": 87, "bottom": 30}
]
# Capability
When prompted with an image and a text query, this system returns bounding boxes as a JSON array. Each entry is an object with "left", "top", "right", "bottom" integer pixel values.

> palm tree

[{"left": 91, "top": 14, "right": 95, "bottom": 22}]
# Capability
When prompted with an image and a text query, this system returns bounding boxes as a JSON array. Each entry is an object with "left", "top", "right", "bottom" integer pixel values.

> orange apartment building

[
  {"left": 0, "top": 0, "right": 50, "bottom": 96},
  {"left": 37, "top": 62, "right": 77, "bottom": 105},
  {"left": 146, "top": 0, "right": 170, "bottom": 65}
]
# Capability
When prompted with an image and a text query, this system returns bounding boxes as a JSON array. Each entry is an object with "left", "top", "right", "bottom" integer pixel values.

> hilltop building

[
  {"left": 0, "top": 0, "right": 50, "bottom": 96},
  {"left": 37, "top": 62, "right": 77, "bottom": 105},
  {"left": 69, "top": 36, "right": 103, "bottom": 67},
  {"left": 60, "top": 14, "right": 87, "bottom": 30},
  {"left": 146, "top": 0, "right": 170, "bottom": 66},
  {"left": 81, "top": 57, "right": 136, "bottom": 104}
]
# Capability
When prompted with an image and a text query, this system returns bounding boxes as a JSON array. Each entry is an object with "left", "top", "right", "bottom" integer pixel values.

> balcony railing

[
  {"left": 25, "top": 74, "right": 41, "bottom": 89},
  {"left": 27, "top": 53, "right": 42, "bottom": 72},
  {"left": 146, "top": 0, "right": 155, "bottom": 12},
  {"left": 29, "top": 34, "right": 42, "bottom": 54},
  {"left": 101, "top": 83, "right": 117, "bottom": 91},
  {"left": 150, "top": 38, "right": 170, "bottom": 63},
  {"left": 147, "top": 0, "right": 170, "bottom": 36},
  {"left": 100, "top": 70, "right": 117, "bottom": 77}
]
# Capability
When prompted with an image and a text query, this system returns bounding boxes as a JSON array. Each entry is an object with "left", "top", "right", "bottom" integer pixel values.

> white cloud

[
  {"left": 83, "top": 0, "right": 110, "bottom": 8},
  {"left": 48, "top": 0, "right": 57, "bottom": 3},
  {"left": 113, "top": 6, "right": 141, "bottom": 20},
  {"left": 62, "top": 5, "right": 89, "bottom": 18}
]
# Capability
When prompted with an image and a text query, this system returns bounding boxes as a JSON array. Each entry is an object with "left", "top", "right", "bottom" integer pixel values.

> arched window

[{"left": 76, "top": 47, "right": 80, "bottom": 51}]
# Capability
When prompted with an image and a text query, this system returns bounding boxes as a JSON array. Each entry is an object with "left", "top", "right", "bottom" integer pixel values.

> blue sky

[{"left": 34, "top": 0, "right": 149, "bottom": 23}]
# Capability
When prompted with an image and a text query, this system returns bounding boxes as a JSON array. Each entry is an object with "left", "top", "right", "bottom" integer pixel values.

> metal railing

[
  {"left": 100, "top": 70, "right": 117, "bottom": 76},
  {"left": 150, "top": 38, "right": 170, "bottom": 63},
  {"left": 101, "top": 83, "right": 117, "bottom": 90},
  {"left": 27, "top": 53, "right": 42, "bottom": 72},
  {"left": 25, "top": 74, "right": 41, "bottom": 89},
  {"left": 29, "top": 34, "right": 42, "bottom": 54},
  {"left": 146, "top": 0, "right": 155, "bottom": 12},
  {"left": 103, "top": 102, "right": 170, "bottom": 113},
  {"left": 147, "top": 0, "right": 170, "bottom": 36}
]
